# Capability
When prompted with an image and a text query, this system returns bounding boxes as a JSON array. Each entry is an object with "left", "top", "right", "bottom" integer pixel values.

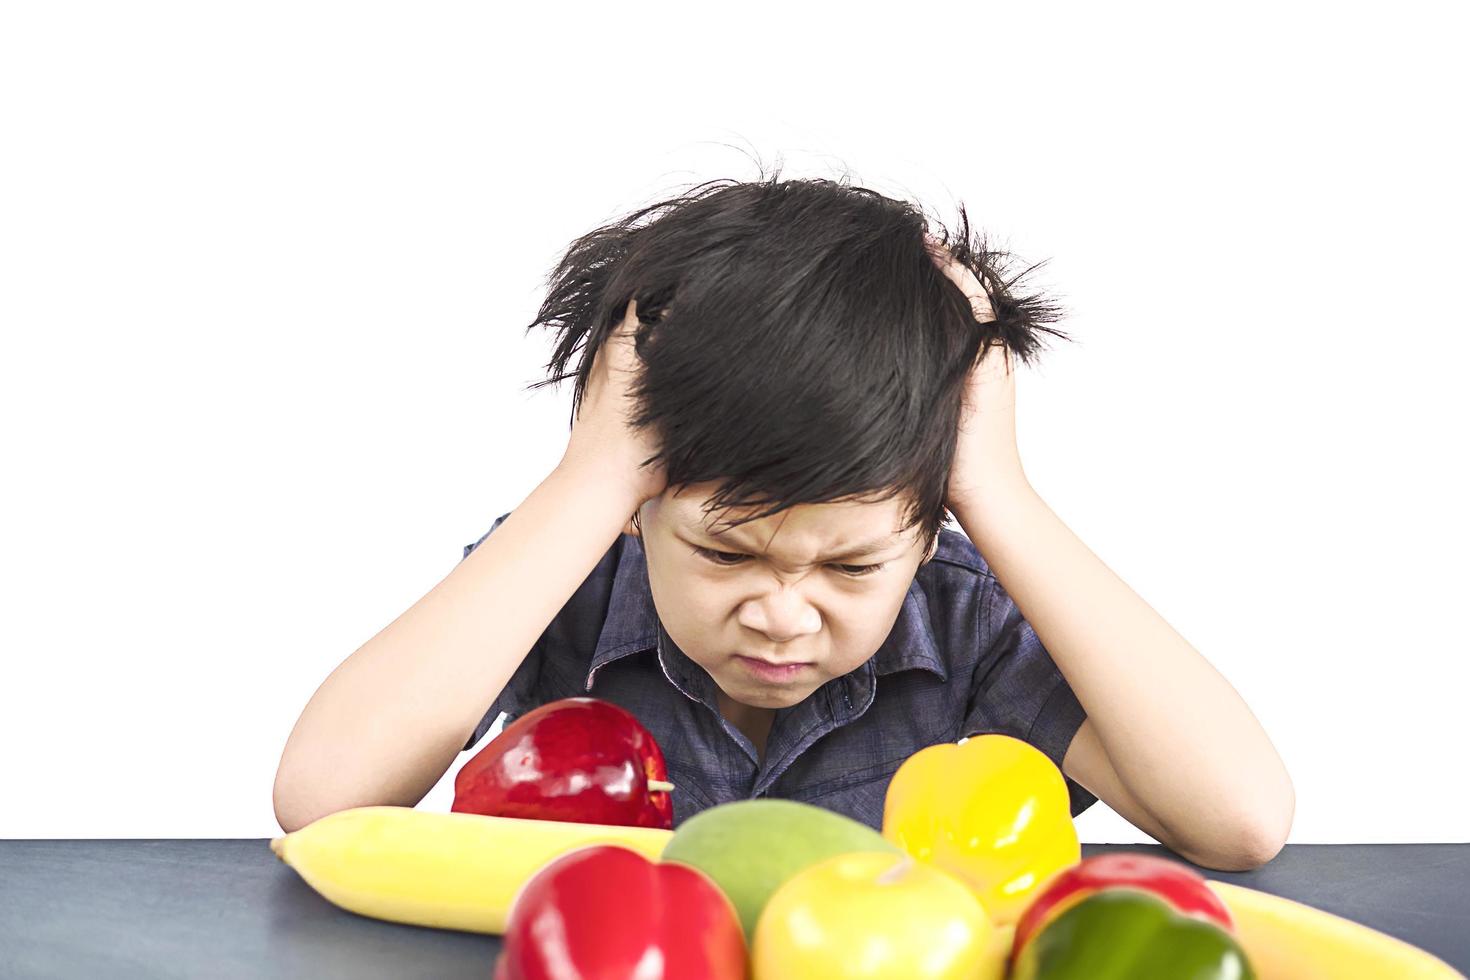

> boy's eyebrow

[{"left": 686, "top": 520, "right": 899, "bottom": 561}]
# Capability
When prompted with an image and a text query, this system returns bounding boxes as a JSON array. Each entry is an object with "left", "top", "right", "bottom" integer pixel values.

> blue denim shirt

[{"left": 459, "top": 512, "right": 1099, "bottom": 830}]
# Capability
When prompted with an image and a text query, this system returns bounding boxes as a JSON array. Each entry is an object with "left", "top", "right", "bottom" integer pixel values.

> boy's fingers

[{"left": 924, "top": 239, "right": 1001, "bottom": 326}]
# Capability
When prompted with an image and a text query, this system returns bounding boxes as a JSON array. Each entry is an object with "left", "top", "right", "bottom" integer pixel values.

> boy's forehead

[{"left": 670, "top": 492, "right": 906, "bottom": 543}]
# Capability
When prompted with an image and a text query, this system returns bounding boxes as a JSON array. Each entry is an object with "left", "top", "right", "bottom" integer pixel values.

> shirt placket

[
  {"left": 751, "top": 661, "right": 875, "bottom": 796},
  {"left": 655, "top": 628, "right": 765, "bottom": 779}
]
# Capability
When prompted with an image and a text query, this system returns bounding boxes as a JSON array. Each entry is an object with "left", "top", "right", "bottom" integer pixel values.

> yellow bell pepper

[{"left": 881, "top": 733, "right": 1080, "bottom": 926}]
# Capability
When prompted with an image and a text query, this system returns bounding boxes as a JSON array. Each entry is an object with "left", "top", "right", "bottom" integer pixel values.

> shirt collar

[{"left": 585, "top": 534, "right": 949, "bottom": 692}]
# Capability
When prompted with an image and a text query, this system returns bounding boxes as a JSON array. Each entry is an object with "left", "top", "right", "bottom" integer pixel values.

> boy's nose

[{"left": 738, "top": 589, "right": 822, "bottom": 643}]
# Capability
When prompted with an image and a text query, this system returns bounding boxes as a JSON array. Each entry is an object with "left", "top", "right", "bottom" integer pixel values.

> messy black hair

[{"left": 522, "top": 163, "right": 1073, "bottom": 553}]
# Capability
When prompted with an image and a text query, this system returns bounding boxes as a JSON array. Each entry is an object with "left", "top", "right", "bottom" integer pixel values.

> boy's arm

[
  {"left": 271, "top": 462, "right": 639, "bottom": 834},
  {"left": 274, "top": 297, "right": 664, "bottom": 834},
  {"left": 954, "top": 478, "right": 1296, "bottom": 872},
  {"left": 928, "top": 244, "right": 1292, "bottom": 870}
]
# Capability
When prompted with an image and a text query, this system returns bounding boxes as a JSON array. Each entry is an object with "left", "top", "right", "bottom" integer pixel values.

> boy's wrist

[
  {"left": 553, "top": 454, "right": 658, "bottom": 512},
  {"left": 947, "top": 461, "right": 1034, "bottom": 521}
]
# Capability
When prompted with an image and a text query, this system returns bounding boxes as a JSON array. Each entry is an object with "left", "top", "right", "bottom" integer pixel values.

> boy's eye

[
  {"left": 691, "top": 546, "right": 885, "bottom": 578},
  {"left": 696, "top": 548, "right": 749, "bottom": 566}
]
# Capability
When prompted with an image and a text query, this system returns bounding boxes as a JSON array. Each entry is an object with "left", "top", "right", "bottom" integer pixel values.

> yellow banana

[
  {"left": 1207, "top": 879, "right": 1465, "bottom": 979},
  {"left": 269, "top": 805, "right": 673, "bottom": 934}
]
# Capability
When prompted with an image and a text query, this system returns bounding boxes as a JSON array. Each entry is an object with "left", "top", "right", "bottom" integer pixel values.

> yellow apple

[{"left": 751, "top": 850, "right": 999, "bottom": 980}]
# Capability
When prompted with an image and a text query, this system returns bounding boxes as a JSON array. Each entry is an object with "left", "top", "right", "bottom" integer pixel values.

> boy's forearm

[
  {"left": 951, "top": 477, "right": 1295, "bottom": 865},
  {"left": 272, "top": 462, "right": 640, "bottom": 833}
]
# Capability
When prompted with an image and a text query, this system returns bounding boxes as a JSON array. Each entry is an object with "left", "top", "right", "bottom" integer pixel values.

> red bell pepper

[{"left": 494, "top": 844, "right": 746, "bottom": 980}]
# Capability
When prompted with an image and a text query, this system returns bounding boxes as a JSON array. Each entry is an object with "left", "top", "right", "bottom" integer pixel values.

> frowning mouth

[{"left": 734, "top": 655, "right": 813, "bottom": 682}]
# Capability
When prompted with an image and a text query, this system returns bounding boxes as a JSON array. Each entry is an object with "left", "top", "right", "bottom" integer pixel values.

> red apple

[
  {"left": 453, "top": 697, "right": 674, "bottom": 829},
  {"left": 494, "top": 845, "right": 746, "bottom": 980},
  {"left": 1010, "top": 852, "right": 1234, "bottom": 965}
]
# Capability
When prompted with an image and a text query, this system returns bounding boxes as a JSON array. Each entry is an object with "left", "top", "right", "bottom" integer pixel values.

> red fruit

[
  {"left": 494, "top": 845, "right": 747, "bottom": 980},
  {"left": 1011, "top": 852, "right": 1235, "bottom": 964},
  {"left": 453, "top": 697, "right": 674, "bottom": 829}
]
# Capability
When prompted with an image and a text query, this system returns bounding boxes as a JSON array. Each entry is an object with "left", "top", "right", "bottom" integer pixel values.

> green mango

[{"left": 660, "top": 798, "right": 901, "bottom": 940}]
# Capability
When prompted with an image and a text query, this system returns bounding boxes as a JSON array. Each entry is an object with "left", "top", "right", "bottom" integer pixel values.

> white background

[{"left": 3, "top": 2, "right": 1466, "bottom": 843}]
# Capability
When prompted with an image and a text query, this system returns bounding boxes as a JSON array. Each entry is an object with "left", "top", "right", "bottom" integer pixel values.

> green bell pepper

[{"left": 1011, "top": 887, "right": 1256, "bottom": 980}]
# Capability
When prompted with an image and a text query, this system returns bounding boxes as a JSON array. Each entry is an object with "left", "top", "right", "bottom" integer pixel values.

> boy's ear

[{"left": 921, "top": 533, "right": 939, "bottom": 564}]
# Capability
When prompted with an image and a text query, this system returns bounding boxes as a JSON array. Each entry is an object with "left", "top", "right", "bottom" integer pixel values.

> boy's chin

[{"left": 723, "top": 678, "right": 818, "bottom": 710}]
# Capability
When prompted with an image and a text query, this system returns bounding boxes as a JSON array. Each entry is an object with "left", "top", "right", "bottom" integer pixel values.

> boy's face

[{"left": 632, "top": 482, "right": 939, "bottom": 712}]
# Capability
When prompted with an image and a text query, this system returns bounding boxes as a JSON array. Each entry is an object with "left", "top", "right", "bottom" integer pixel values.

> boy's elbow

[
  {"left": 275, "top": 807, "right": 304, "bottom": 836},
  {"left": 1183, "top": 798, "right": 1295, "bottom": 872},
  {"left": 1177, "top": 831, "right": 1278, "bottom": 872},
  {"left": 274, "top": 788, "right": 344, "bottom": 836},
  {"left": 1240, "top": 775, "right": 1297, "bottom": 868},
  {"left": 273, "top": 764, "right": 332, "bottom": 835},
  {"left": 271, "top": 760, "right": 438, "bottom": 835},
  {"left": 273, "top": 776, "right": 311, "bottom": 835},
  {"left": 1227, "top": 820, "right": 1289, "bottom": 871}
]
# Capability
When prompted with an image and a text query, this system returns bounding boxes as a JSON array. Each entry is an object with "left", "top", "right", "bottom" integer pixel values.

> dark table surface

[{"left": 1, "top": 840, "right": 1465, "bottom": 978}]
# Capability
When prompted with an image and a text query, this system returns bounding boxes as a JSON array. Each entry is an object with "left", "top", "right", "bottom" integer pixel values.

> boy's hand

[
  {"left": 558, "top": 298, "right": 670, "bottom": 507},
  {"left": 923, "top": 237, "right": 1028, "bottom": 511}
]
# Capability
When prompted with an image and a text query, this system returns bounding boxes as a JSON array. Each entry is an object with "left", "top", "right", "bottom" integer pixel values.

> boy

[{"left": 273, "top": 175, "right": 1294, "bottom": 871}]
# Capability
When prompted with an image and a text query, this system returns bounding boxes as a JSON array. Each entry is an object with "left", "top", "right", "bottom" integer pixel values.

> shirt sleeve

[
  {"left": 458, "top": 511, "right": 546, "bottom": 753},
  {"left": 960, "top": 573, "right": 1099, "bottom": 818}
]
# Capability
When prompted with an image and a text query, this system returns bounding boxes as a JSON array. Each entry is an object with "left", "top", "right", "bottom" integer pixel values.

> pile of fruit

[{"left": 270, "top": 697, "right": 1463, "bottom": 979}]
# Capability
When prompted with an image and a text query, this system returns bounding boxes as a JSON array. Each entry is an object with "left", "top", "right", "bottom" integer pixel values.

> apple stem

[
  {"left": 647, "top": 779, "right": 675, "bottom": 794},
  {"left": 876, "top": 855, "right": 914, "bottom": 885}
]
